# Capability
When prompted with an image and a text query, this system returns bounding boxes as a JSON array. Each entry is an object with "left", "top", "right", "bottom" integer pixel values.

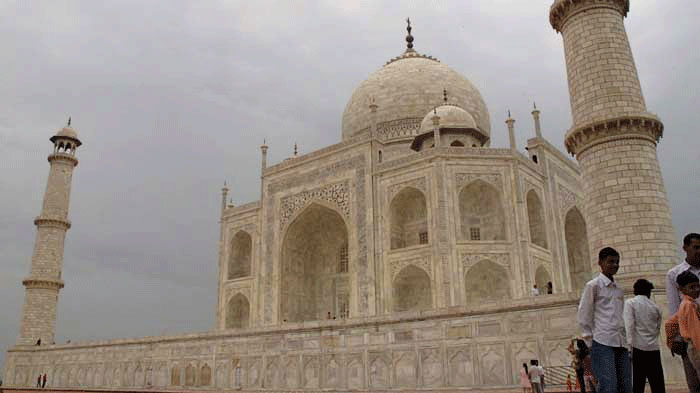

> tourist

[
  {"left": 667, "top": 272, "right": 700, "bottom": 378},
  {"left": 42, "top": 373, "right": 47, "bottom": 388},
  {"left": 531, "top": 284, "right": 540, "bottom": 296},
  {"left": 568, "top": 338, "right": 588, "bottom": 393},
  {"left": 519, "top": 362, "right": 531, "bottom": 393},
  {"left": 546, "top": 281, "right": 553, "bottom": 295},
  {"left": 36, "top": 374, "right": 41, "bottom": 387},
  {"left": 528, "top": 359, "right": 543, "bottom": 393},
  {"left": 577, "top": 247, "right": 631, "bottom": 393},
  {"left": 666, "top": 233, "right": 700, "bottom": 392},
  {"left": 623, "top": 279, "right": 665, "bottom": 393}
]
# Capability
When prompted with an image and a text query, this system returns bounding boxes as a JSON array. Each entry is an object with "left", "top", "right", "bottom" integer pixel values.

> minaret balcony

[
  {"left": 22, "top": 277, "right": 65, "bottom": 290},
  {"left": 34, "top": 216, "right": 71, "bottom": 229}
]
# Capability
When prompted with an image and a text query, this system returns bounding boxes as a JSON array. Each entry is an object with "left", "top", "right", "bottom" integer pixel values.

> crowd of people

[{"left": 575, "top": 232, "right": 700, "bottom": 393}]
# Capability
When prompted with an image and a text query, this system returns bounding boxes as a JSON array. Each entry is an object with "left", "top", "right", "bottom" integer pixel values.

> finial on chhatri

[
  {"left": 507, "top": 109, "right": 512, "bottom": 118},
  {"left": 224, "top": 180, "right": 227, "bottom": 187},
  {"left": 443, "top": 89, "right": 448, "bottom": 103},
  {"left": 405, "top": 17, "right": 414, "bottom": 50},
  {"left": 533, "top": 101, "right": 538, "bottom": 110},
  {"left": 67, "top": 117, "right": 71, "bottom": 127},
  {"left": 294, "top": 142, "right": 298, "bottom": 157}
]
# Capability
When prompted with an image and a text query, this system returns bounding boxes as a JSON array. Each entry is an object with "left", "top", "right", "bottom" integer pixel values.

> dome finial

[
  {"left": 67, "top": 117, "right": 71, "bottom": 127},
  {"left": 405, "top": 17, "right": 414, "bottom": 50},
  {"left": 443, "top": 88, "right": 448, "bottom": 103},
  {"left": 293, "top": 142, "right": 298, "bottom": 157}
]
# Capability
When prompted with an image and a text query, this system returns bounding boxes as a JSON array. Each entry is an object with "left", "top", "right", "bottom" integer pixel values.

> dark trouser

[
  {"left": 591, "top": 340, "right": 631, "bottom": 393},
  {"left": 575, "top": 367, "right": 586, "bottom": 393},
  {"left": 631, "top": 348, "right": 665, "bottom": 393},
  {"left": 683, "top": 351, "right": 700, "bottom": 393}
]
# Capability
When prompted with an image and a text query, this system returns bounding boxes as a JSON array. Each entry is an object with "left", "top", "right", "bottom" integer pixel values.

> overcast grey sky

[{"left": 1, "top": 1, "right": 698, "bottom": 372}]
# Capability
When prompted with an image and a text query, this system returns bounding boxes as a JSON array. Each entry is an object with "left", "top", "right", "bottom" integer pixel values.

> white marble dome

[
  {"left": 418, "top": 104, "right": 478, "bottom": 133},
  {"left": 341, "top": 50, "right": 490, "bottom": 141}
]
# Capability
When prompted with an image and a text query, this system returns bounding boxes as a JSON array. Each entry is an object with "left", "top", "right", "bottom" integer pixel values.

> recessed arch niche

[
  {"left": 534, "top": 265, "right": 552, "bottom": 294},
  {"left": 281, "top": 203, "right": 349, "bottom": 322},
  {"left": 225, "top": 293, "right": 250, "bottom": 329},
  {"left": 526, "top": 190, "right": 548, "bottom": 248},
  {"left": 565, "top": 207, "right": 591, "bottom": 293},
  {"left": 459, "top": 180, "right": 505, "bottom": 241},
  {"left": 389, "top": 187, "right": 428, "bottom": 249},
  {"left": 464, "top": 260, "right": 510, "bottom": 305},
  {"left": 228, "top": 231, "right": 252, "bottom": 279},
  {"left": 392, "top": 265, "right": 432, "bottom": 312}
]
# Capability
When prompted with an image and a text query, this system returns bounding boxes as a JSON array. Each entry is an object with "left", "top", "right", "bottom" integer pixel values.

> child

[{"left": 670, "top": 270, "right": 700, "bottom": 373}]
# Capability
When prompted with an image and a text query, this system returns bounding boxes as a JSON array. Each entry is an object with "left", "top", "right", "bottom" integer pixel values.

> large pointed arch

[
  {"left": 465, "top": 260, "right": 510, "bottom": 305},
  {"left": 535, "top": 265, "right": 552, "bottom": 294},
  {"left": 389, "top": 187, "right": 428, "bottom": 249},
  {"left": 526, "top": 190, "right": 548, "bottom": 248},
  {"left": 281, "top": 203, "right": 349, "bottom": 322},
  {"left": 459, "top": 180, "right": 505, "bottom": 241},
  {"left": 228, "top": 231, "right": 252, "bottom": 279},
  {"left": 393, "top": 265, "right": 432, "bottom": 312},
  {"left": 565, "top": 207, "right": 591, "bottom": 293},
  {"left": 225, "top": 293, "right": 250, "bottom": 329}
]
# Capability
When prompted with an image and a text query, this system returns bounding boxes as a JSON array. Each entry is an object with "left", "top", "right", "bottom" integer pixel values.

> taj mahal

[{"left": 3, "top": 0, "right": 684, "bottom": 391}]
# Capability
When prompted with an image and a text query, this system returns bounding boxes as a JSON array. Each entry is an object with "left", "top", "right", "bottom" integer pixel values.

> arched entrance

[
  {"left": 389, "top": 187, "right": 428, "bottom": 249},
  {"left": 459, "top": 180, "right": 505, "bottom": 241},
  {"left": 281, "top": 203, "right": 349, "bottom": 322},
  {"left": 393, "top": 265, "right": 432, "bottom": 312}
]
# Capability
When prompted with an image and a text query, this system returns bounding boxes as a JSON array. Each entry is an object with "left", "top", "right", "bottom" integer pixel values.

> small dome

[
  {"left": 419, "top": 104, "right": 477, "bottom": 133},
  {"left": 50, "top": 125, "right": 82, "bottom": 147},
  {"left": 56, "top": 126, "right": 78, "bottom": 139}
]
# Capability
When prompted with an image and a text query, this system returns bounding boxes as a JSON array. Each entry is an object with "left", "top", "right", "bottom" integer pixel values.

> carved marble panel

[
  {"left": 511, "top": 341, "right": 538, "bottom": 384},
  {"left": 325, "top": 354, "right": 341, "bottom": 388},
  {"left": 448, "top": 347, "right": 474, "bottom": 386},
  {"left": 369, "top": 353, "right": 391, "bottom": 388},
  {"left": 303, "top": 355, "right": 320, "bottom": 388},
  {"left": 455, "top": 173, "right": 502, "bottom": 189},
  {"left": 479, "top": 344, "right": 506, "bottom": 385},
  {"left": 388, "top": 177, "right": 427, "bottom": 199},
  {"left": 346, "top": 354, "right": 364, "bottom": 389},
  {"left": 389, "top": 256, "right": 432, "bottom": 280},
  {"left": 420, "top": 348, "right": 442, "bottom": 387},
  {"left": 264, "top": 356, "right": 280, "bottom": 388},
  {"left": 461, "top": 253, "right": 510, "bottom": 269},
  {"left": 394, "top": 350, "right": 417, "bottom": 387},
  {"left": 558, "top": 184, "right": 580, "bottom": 216},
  {"left": 546, "top": 339, "right": 571, "bottom": 367},
  {"left": 279, "top": 181, "right": 350, "bottom": 231}
]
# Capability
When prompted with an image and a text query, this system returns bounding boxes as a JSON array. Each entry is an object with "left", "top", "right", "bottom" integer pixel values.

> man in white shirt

[
  {"left": 665, "top": 232, "right": 700, "bottom": 393},
  {"left": 531, "top": 284, "right": 540, "bottom": 296},
  {"left": 577, "top": 247, "right": 631, "bottom": 393},
  {"left": 623, "top": 279, "right": 665, "bottom": 393}
]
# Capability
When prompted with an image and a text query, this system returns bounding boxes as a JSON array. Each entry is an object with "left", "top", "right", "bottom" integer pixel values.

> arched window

[
  {"left": 450, "top": 140, "right": 465, "bottom": 147},
  {"left": 459, "top": 180, "right": 505, "bottom": 241},
  {"left": 184, "top": 365, "right": 195, "bottom": 386},
  {"left": 526, "top": 190, "right": 548, "bottom": 249},
  {"left": 228, "top": 231, "right": 252, "bottom": 279},
  {"left": 226, "top": 294, "right": 250, "bottom": 329},
  {"left": 389, "top": 187, "right": 428, "bottom": 249},
  {"left": 338, "top": 243, "right": 348, "bottom": 273},
  {"left": 393, "top": 265, "right": 432, "bottom": 312},
  {"left": 565, "top": 207, "right": 591, "bottom": 293},
  {"left": 281, "top": 204, "right": 349, "bottom": 322},
  {"left": 465, "top": 260, "right": 510, "bottom": 305},
  {"left": 200, "top": 364, "right": 211, "bottom": 386}
]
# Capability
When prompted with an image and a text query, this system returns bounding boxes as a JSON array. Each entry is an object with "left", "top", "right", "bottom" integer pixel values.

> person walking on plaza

[
  {"left": 667, "top": 272, "right": 700, "bottom": 379},
  {"left": 42, "top": 373, "right": 47, "bottom": 388},
  {"left": 666, "top": 232, "right": 700, "bottom": 392},
  {"left": 577, "top": 247, "right": 631, "bottom": 393},
  {"left": 528, "top": 359, "right": 543, "bottom": 393},
  {"left": 519, "top": 363, "right": 531, "bottom": 393},
  {"left": 623, "top": 279, "right": 665, "bottom": 393},
  {"left": 568, "top": 338, "right": 589, "bottom": 393},
  {"left": 36, "top": 374, "right": 41, "bottom": 388}
]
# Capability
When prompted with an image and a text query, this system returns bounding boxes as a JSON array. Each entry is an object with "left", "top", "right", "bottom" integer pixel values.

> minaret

[
  {"left": 550, "top": 0, "right": 676, "bottom": 286},
  {"left": 531, "top": 103, "right": 542, "bottom": 139},
  {"left": 18, "top": 119, "right": 81, "bottom": 345},
  {"left": 505, "top": 110, "right": 516, "bottom": 151}
]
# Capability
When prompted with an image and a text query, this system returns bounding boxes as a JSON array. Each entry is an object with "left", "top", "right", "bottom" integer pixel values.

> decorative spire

[
  {"left": 293, "top": 142, "right": 298, "bottom": 157},
  {"left": 405, "top": 18, "right": 414, "bottom": 50},
  {"left": 531, "top": 102, "right": 542, "bottom": 138},
  {"left": 443, "top": 89, "right": 448, "bottom": 104},
  {"left": 533, "top": 102, "right": 537, "bottom": 110},
  {"left": 507, "top": 109, "right": 512, "bottom": 118},
  {"left": 67, "top": 117, "right": 71, "bottom": 127}
]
